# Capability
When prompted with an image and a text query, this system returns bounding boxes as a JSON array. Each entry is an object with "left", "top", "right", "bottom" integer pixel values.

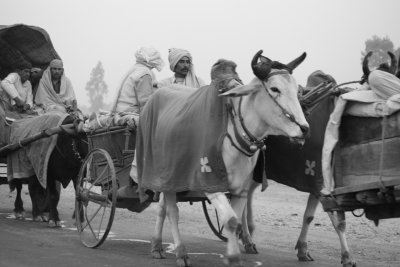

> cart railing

[{"left": 86, "top": 126, "right": 136, "bottom": 188}]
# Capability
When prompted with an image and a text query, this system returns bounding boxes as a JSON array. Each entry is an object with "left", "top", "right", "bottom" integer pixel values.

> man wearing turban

[
  {"left": 34, "top": 59, "right": 77, "bottom": 112},
  {"left": 158, "top": 48, "right": 205, "bottom": 89},
  {"left": 1, "top": 61, "right": 34, "bottom": 113},
  {"left": 111, "top": 46, "right": 165, "bottom": 113}
]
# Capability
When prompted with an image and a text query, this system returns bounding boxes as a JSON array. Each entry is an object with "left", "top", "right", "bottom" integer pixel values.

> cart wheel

[
  {"left": 202, "top": 199, "right": 228, "bottom": 242},
  {"left": 75, "top": 148, "right": 117, "bottom": 248}
]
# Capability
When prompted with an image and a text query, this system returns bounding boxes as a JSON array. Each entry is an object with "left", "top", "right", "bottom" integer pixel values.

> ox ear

[
  {"left": 219, "top": 84, "right": 259, "bottom": 97},
  {"left": 286, "top": 52, "right": 307, "bottom": 72}
]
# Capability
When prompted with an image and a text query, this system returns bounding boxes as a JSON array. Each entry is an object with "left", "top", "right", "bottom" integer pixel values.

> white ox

[{"left": 145, "top": 51, "right": 309, "bottom": 267}]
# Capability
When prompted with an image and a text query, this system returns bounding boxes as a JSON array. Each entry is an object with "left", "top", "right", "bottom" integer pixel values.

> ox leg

[
  {"left": 327, "top": 211, "right": 356, "bottom": 267},
  {"left": 241, "top": 180, "right": 258, "bottom": 254},
  {"left": 206, "top": 192, "right": 244, "bottom": 267},
  {"left": 164, "top": 192, "right": 192, "bottom": 267},
  {"left": 151, "top": 193, "right": 167, "bottom": 259},
  {"left": 47, "top": 180, "right": 61, "bottom": 227},
  {"left": 28, "top": 177, "right": 46, "bottom": 222},
  {"left": 295, "top": 193, "right": 319, "bottom": 261},
  {"left": 71, "top": 178, "right": 84, "bottom": 223},
  {"left": 13, "top": 180, "right": 25, "bottom": 220}
]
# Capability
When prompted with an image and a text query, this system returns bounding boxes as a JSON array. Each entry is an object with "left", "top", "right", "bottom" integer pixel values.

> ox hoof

[
  {"left": 151, "top": 238, "right": 166, "bottom": 259},
  {"left": 223, "top": 254, "right": 243, "bottom": 267},
  {"left": 175, "top": 245, "right": 191, "bottom": 267},
  {"left": 298, "top": 252, "right": 314, "bottom": 262},
  {"left": 151, "top": 250, "right": 166, "bottom": 259},
  {"left": 244, "top": 243, "right": 258, "bottom": 254},
  {"left": 342, "top": 260, "right": 356, "bottom": 267},
  {"left": 48, "top": 219, "right": 62, "bottom": 228},
  {"left": 295, "top": 240, "right": 314, "bottom": 261},
  {"left": 176, "top": 255, "right": 192, "bottom": 267},
  {"left": 341, "top": 251, "right": 356, "bottom": 267},
  {"left": 33, "top": 215, "right": 49, "bottom": 222},
  {"left": 15, "top": 212, "right": 25, "bottom": 220}
]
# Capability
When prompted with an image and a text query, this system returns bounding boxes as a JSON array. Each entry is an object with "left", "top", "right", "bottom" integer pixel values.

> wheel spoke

[
  {"left": 91, "top": 165, "right": 109, "bottom": 186},
  {"left": 82, "top": 203, "right": 103, "bottom": 231}
]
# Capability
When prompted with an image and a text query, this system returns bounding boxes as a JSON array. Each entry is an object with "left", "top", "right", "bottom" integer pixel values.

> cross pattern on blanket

[
  {"left": 305, "top": 160, "right": 316, "bottom": 176},
  {"left": 200, "top": 157, "right": 212, "bottom": 173}
]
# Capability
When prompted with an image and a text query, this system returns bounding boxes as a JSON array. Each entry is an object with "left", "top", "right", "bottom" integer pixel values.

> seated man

[
  {"left": 35, "top": 59, "right": 77, "bottom": 113},
  {"left": 158, "top": 48, "right": 205, "bottom": 89},
  {"left": 30, "top": 67, "right": 44, "bottom": 99},
  {"left": 0, "top": 62, "right": 34, "bottom": 114},
  {"left": 111, "top": 46, "right": 164, "bottom": 113}
]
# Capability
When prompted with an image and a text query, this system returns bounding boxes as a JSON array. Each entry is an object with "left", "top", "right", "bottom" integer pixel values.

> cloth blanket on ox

[
  {"left": 256, "top": 96, "right": 335, "bottom": 195},
  {"left": 136, "top": 85, "right": 229, "bottom": 198},
  {"left": 7, "top": 111, "right": 68, "bottom": 188}
]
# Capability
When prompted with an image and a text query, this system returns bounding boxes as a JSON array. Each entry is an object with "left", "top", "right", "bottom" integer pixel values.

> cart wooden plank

[{"left": 333, "top": 177, "right": 400, "bottom": 195}]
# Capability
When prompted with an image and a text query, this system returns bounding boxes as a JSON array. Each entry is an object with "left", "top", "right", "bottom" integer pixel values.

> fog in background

[{"left": 2, "top": 0, "right": 399, "bottom": 107}]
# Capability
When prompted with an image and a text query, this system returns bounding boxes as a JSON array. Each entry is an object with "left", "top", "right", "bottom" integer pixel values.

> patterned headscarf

[{"left": 135, "top": 46, "right": 164, "bottom": 72}]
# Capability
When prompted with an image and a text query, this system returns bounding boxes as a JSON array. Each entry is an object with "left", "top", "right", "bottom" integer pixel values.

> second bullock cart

[{"left": 74, "top": 123, "right": 229, "bottom": 248}]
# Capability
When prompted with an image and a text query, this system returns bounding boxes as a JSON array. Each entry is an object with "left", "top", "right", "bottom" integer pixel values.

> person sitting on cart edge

[
  {"left": 0, "top": 61, "right": 35, "bottom": 114},
  {"left": 30, "top": 67, "right": 44, "bottom": 99},
  {"left": 111, "top": 46, "right": 164, "bottom": 114},
  {"left": 157, "top": 48, "right": 205, "bottom": 89},
  {"left": 34, "top": 59, "right": 77, "bottom": 113}
]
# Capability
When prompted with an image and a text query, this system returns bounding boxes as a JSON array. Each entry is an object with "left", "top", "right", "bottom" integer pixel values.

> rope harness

[{"left": 226, "top": 70, "right": 305, "bottom": 157}]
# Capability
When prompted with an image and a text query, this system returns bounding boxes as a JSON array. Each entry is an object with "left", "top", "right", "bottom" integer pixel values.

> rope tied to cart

[{"left": 378, "top": 116, "right": 389, "bottom": 194}]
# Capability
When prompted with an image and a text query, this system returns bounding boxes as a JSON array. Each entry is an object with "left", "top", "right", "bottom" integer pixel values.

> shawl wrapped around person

[
  {"left": 34, "top": 59, "right": 76, "bottom": 112},
  {"left": 111, "top": 46, "right": 164, "bottom": 113},
  {"left": 158, "top": 48, "right": 205, "bottom": 89}
]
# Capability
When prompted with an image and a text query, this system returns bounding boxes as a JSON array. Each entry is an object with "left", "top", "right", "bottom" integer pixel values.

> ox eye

[{"left": 270, "top": 87, "right": 280, "bottom": 93}]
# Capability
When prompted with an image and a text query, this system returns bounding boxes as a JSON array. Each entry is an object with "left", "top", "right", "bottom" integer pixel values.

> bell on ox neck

[
  {"left": 250, "top": 145, "right": 258, "bottom": 152},
  {"left": 261, "top": 145, "right": 267, "bottom": 151}
]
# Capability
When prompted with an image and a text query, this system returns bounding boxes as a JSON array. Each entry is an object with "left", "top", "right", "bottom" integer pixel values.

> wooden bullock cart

[
  {"left": 74, "top": 124, "right": 230, "bottom": 248},
  {"left": 321, "top": 110, "right": 400, "bottom": 224}
]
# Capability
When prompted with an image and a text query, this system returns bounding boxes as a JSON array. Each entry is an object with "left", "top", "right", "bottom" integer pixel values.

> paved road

[{"left": 0, "top": 206, "right": 360, "bottom": 267}]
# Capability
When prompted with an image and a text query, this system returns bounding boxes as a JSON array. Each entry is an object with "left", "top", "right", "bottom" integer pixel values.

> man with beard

[
  {"left": 158, "top": 48, "right": 205, "bottom": 89},
  {"left": 35, "top": 59, "right": 77, "bottom": 112}
]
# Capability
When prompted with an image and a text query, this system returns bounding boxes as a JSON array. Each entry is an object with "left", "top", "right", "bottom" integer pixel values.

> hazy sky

[{"left": 2, "top": 0, "right": 399, "bottom": 106}]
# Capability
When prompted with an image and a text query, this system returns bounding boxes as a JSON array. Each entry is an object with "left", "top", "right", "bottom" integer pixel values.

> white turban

[
  {"left": 135, "top": 46, "right": 164, "bottom": 72},
  {"left": 49, "top": 59, "right": 63, "bottom": 68},
  {"left": 168, "top": 48, "right": 192, "bottom": 72}
]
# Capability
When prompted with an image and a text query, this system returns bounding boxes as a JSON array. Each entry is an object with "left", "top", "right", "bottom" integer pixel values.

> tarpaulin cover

[{"left": 0, "top": 24, "right": 60, "bottom": 79}]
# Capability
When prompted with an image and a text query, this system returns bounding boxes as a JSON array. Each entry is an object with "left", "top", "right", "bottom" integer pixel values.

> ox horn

[
  {"left": 362, "top": 51, "right": 373, "bottom": 79},
  {"left": 397, "top": 54, "right": 400, "bottom": 79},
  {"left": 251, "top": 50, "right": 272, "bottom": 80},
  {"left": 286, "top": 52, "right": 307, "bottom": 73},
  {"left": 388, "top": 51, "right": 397, "bottom": 75}
]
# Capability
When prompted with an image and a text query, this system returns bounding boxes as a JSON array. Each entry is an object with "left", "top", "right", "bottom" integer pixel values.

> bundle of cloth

[{"left": 82, "top": 111, "right": 139, "bottom": 132}]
